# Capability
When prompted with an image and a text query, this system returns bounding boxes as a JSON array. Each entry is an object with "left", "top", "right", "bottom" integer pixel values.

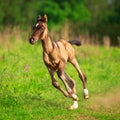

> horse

[{"left": 29, "top": 14, "right": 89, "bottom": 110}]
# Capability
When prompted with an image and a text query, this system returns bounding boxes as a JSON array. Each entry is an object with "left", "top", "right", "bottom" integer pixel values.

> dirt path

[{"left": 89, "top": 88, "right": 120, "bottom": 112}]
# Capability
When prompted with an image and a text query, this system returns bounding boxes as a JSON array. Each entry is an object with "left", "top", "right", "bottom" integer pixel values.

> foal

[{"left": 29, "top": 14, "right": 89, "bottom": 110}]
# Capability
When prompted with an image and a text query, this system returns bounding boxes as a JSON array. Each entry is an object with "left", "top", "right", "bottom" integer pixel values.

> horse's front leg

[{"left": 48, "top": 68, "right": 70, "bottom": 98}]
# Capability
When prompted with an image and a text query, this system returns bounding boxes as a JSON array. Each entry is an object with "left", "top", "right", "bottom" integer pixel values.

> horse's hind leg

[
  {"left": 57, "top": 71, "right": 78, "bottom": 110},
  {"left": 70, "top": 58, "right": 89, "bottom": 99}
]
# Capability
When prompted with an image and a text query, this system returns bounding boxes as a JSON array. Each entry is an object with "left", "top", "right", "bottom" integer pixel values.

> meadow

[{"left": 0, "top": 33, "right": 120, "bottom": 120}]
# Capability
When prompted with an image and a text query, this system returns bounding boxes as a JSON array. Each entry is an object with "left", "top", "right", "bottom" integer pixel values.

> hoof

[
  {"left": 84, "top": 95, "right": 89, "bottom": 99},
  {"left": 68, "top": 106, "right": 78, "bottom": 110},
  {"left": 68, "top": 101, "right": 78, "bottom": 110}
]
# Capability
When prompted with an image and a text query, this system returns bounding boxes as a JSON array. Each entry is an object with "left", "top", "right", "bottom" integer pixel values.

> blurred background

[{"left": 0, "top": 0, "right": 120, "bottom": 47}]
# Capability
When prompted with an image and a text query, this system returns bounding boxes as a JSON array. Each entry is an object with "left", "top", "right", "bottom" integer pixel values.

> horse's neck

[{"left": 41, "top": 34, "right": 53, "bottom": 53}]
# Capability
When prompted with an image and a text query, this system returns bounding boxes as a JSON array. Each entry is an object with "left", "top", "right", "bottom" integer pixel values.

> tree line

[{"left": 0, "top": 0, "right": 120, "bottom": 45}]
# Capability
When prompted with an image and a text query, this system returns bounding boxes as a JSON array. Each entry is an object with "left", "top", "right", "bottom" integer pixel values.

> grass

[{"left": 0, "top": 39, "right": 120, "bottom": 120}]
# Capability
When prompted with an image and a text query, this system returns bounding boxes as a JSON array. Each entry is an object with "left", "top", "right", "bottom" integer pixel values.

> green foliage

[
  {"left": 0, "top": 0, "right": 120, "bottom": 44},
  {"left": 37, "top": 0, "right": 91, "bottom": 30},
  {"left": 87, "top": 0, "right": 120, "bottom": 45},
  {"left": 0, "top": 0, "right": 91, "bottom": 29}
]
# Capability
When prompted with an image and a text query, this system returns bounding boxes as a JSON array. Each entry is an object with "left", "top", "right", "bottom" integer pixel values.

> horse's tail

[{"left": 68, "top": 40, "right": 82, "bottom": 46}]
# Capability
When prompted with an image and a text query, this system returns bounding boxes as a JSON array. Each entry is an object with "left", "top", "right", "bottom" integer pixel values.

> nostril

[
  {"left": 32, "top": 38, "right": 34, "bottom": 42},
  {"left": 29, "top": 38, "right": 34, "bottom": 44}
]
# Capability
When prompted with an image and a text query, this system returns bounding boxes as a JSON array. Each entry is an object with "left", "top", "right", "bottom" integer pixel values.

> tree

[{"left": 86, "top": 0, "right": 120, "bottom": 45}]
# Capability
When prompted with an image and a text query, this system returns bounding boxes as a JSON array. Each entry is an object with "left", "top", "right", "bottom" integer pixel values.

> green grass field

[{"left": 0, "top": 39, "right": 120, "bottom": 120}]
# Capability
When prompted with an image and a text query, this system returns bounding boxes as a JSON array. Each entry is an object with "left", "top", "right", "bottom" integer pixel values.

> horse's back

[{"left": 57, "top": 39, "right": 75, "bottom": 62}]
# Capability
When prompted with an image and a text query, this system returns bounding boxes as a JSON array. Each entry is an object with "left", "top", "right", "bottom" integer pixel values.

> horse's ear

[
  {"left": 43, "top": 14, "right": 47, "bottom": 22},
  {"left": 37, "top": 15, "right": 41, "bottom": 21}
]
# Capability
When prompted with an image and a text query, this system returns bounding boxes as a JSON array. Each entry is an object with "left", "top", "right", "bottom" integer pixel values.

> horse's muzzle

[{"left": 29, "top": 37, "right": 35, "bottom": 45}]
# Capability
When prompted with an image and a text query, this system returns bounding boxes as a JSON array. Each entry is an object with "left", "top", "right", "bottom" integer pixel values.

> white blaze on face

[{"left": 35, "top": 23, "right": 39, "bottom": 27}]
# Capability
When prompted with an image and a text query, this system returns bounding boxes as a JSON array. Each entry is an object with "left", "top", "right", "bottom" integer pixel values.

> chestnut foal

[{"left": 29, "top": 14, "right": 89, "bottom": 110}]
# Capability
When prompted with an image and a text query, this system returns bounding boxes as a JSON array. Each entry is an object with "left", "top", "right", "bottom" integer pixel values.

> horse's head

[{"left": 29, "top": 14, "right": 48, "bottom": 45}]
